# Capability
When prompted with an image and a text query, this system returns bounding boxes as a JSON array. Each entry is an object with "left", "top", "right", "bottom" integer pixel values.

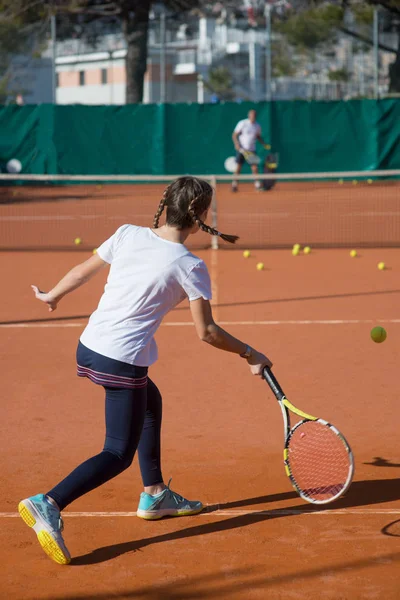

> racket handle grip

[{"left": 263, "top": 367, "right": 285, "bottom": 400}]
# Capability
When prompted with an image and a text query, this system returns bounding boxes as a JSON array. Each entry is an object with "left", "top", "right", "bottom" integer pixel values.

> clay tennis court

[{"left": 1, "top": 181, "right": 400, "bottom": 599}]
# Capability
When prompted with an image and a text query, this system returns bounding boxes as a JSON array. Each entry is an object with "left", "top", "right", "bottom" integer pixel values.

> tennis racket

[
  {"left": 263, "top": 367, "right": 354, "bottom": 504},
  {"left": 240, "top": 148, "right": 261, "bottom": 166}
]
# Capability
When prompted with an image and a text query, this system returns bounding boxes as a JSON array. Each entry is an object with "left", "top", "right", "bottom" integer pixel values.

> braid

[
  {"left": 153, "top": 187, "right": 168, "bottom": 228},
  {"left": 188, "top": 197, "right": 239, "bottom": 244}
]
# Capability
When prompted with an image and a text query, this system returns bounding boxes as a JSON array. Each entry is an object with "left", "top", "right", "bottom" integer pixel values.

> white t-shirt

[
  {"left": 234, "top": 118, "right": 261, "bottom": 152},
  {"left": 80, "top": 225, "right": 212, "bottom": 367}
]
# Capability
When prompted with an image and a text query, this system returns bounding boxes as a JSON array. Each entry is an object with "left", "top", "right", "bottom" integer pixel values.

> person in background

[{"left": 231, "top": 109, "right": 270, "bottom": 193}]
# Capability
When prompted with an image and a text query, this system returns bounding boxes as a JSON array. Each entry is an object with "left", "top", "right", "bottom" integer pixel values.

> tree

[
  {"left": 0, "top": 0, "right": 208, "bottom": 104},
  {"left": 0, "top": 1, "right": 49, "bottom": 103},
  {"left": 328, "top": 67, "right": 350, "bottom": 82},
  {"left": 205, "top": 66, "right": 235, "bottom": 100},
  {"left": 277, "top": 1, "right": 400, "bottom": 93}
]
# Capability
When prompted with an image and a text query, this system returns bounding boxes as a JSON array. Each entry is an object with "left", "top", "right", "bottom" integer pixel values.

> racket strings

[{"left": 287, "top": 421, "right": 351, "bottom": 503}]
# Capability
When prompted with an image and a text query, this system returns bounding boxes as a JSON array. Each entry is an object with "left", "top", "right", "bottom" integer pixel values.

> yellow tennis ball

[
  {"left": 74, "top": 237, "right": 82, "bottom": 245},
  {"left": 367, "top": 179, "right": 373, "bottom": 184},
  {"left": 92, "top": 248, "right": 97, "bottom": 254},
  {"left": 350, "top": 249, "right": 357, "bottom": 258},
  {"left": 352, "top": 180, "right": 358, "bottom": 185},
  {"left": 370, "top": 326, "right": 387, "bottom": 343},
  {"left": 292, "top": 247, "right": 299, "bottom": 256},
  {"left": 303, "top": 246, "right": 311, "bottom": 255},
  {"left": 256, "top": 262, "right": 264, "bottom": 271},
  {"left": 243, "top": 250, "right": 251, "bottom": 258},
  {"left": 377, "top": 262, "right": 386, "bottom": 270},
  {"left": 338, "top": 179, "right": 343, "bottom": 185},
  {"left": 293, "top": 243, "right": 300, "bottom": 250}
]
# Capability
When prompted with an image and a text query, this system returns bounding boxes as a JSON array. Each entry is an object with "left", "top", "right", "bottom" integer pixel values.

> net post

[{"left": 210, "top": 175, "right": 218, "bottom": 250}]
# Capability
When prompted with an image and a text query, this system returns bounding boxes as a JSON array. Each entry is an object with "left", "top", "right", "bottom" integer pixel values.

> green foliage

[
  {"left": 278, "top": 5, "right": 344, "bottom": 50},
  {"left": 328, "top": 68, "right": 350, "bottom": 82},
  {"left": 206, "top": 66, "right": 235, "bottom": 100},
  {"left": 0, "top": 73, "right": 10, "bottom": 103},
  {"left": 352, "top": 4, "right": 374, "bottom": 26},
  {"left": 272, "top": 40, "right": 296, "bottom": 77},
  {"left": 0, "top": 0, "right": 53, "bottom": 103}
]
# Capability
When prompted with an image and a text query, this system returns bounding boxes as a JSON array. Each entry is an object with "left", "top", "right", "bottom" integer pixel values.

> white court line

[
  {"left": 0, "top": 214, "right": 153, "bottom": 222},
  {"left": 4, "top": 211, "right": 400, "bottom": 223},
  {"left": 2, "top": 508, "right": 400, "bottom": 518},
  {"left": 2, "top": 319, "right": 400, "bottom": 329},
  {"left": 346, "top": 212, "right": 400, "bottom": 217}
]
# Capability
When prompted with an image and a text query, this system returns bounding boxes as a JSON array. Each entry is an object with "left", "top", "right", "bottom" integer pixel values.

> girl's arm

[
  {"left": 31, "top": 254, "right": 108, "bottom": 312},
  {"left": 190, "top": 297, "right": 272, "bottom": 376}
]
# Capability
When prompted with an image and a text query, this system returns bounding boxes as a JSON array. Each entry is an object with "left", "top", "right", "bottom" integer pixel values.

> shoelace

[
  {"left": 45, "top": 503, "right": 64, "bottom": 532},
  {"left": 58, "top": 517, "right": 64, "bottom": 532},
  {"left": 165, "top": 479, "right": 186, "bottom": 506}
]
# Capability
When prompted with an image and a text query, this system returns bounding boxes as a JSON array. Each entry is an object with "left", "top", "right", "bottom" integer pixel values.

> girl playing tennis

[{"left": 19, "top": 176, "right": 272, "bottom": 565}]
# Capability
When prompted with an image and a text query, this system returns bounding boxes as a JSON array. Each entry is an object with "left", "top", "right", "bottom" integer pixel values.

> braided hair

[
  {"left": 152, "top": 176, "right": 239, "bottom": 244},
  {"left": 153, "top": 187, "right": 168, "bottom": 229}
]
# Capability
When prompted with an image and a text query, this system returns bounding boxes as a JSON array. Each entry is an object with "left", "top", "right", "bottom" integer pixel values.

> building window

[
  {"left": 79, "top": 71, "right": 85, "bottom": 86},
  {"left": 101, "top": 68, "right": 108, "bottom": 84},
  {"left": 56, "top": 73, "right": 59, "bottom": 88}
]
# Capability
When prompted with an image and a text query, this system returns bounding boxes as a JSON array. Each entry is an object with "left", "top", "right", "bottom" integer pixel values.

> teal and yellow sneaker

[
  {"left": 137, "top": 479, "right": 203, "bottom": 520},
  {"left": 18, "top": 494, "right": 71, "bottom": 565}
]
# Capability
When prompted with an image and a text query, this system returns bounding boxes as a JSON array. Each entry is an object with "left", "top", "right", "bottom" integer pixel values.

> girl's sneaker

[
  {"left": 18, "top": 494, "right": 71, "bottom": 565},
  {"left": 137, "top": 479, "right": 203, "bottom": 520}
]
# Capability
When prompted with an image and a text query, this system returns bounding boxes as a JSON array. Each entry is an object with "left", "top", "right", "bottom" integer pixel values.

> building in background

[
  {"left": 55, "top": 13, "right": 395, "bottom": 105},
  {"left": 56, "top": 45, "right": 199, "bottom": 105}
]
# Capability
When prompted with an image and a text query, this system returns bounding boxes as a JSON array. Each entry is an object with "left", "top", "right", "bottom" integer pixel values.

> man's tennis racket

[
  {"left": 263, "top": 367, "right": 354, "bottom": 504},
  {"left": 240, "top": 149, "right": 261, "bottom": 166}
]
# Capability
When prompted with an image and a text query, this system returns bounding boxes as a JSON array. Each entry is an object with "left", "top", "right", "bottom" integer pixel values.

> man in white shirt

[{"left": 231, "top": 109, "right": 268, "bottom": 192}]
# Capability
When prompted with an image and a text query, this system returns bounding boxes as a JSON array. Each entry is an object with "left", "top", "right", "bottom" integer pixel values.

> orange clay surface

[
  {"left": 1, "top": 188, "right": 400, "bottom": 599},
  {"left": 1, "top": 180, "right": 399, "bottom": 250}
]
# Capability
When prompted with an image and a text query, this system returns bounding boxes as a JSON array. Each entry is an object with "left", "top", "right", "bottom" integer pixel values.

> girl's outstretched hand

[{"left": 31, "top": 285, "right": 58, "bottom": 312}]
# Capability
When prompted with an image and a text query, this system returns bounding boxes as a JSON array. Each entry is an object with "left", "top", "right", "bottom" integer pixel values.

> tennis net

[{"left": 0, "top": 171, "right": 399, "bottom": 251}]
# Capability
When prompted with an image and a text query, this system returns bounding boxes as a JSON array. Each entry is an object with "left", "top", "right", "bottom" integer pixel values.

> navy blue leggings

[{"left": 47, "top": 379, "right": 163, "bottom": 511}]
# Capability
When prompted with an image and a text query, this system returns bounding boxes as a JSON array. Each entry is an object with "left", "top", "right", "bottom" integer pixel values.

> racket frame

[
  {"left": 263, "top": 367, "right": 354, "bottom": 505},
  {"left": 240, "top": 148, "right": 261, "bottom": 166}
]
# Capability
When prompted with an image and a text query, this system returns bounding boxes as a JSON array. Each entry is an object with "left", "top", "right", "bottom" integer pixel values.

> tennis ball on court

[
  {"left": 243, "top": 250, "right": 251, "bottom": 258},
  {"left": 350, "top": 249, "right": 357, "bottom": 258},
  {"left": 367, "top": 179, "right": 373, "bottom": 184},
  {"left": 352, "top": 180, "right": 358, "bottom": 185},
  {"left": 377, "top": 262, "right": 386, "bottom": 270},
  {"left": 92, "top": 248, "right": 97, "bottom": 254},
  {"left": 256, "top": 262, "right": 264, "bottom": 271},
  {"left": 303, "top": 246, "right": 311, "bottom": 255},
  {"left": 338, "top": 179, "right": 343, "bottom": 185},
  {"left": 293, "top": 243, "right": 300, "bottom": 250},
  {"left": 370, "top": 326, "right": 387, "bottom": 343},
  {"left": 292, "top": 247, "right": 300, "bottom": 256},
  {"left": 74, "top": 237, "right": 82, "bottom": 245}
]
